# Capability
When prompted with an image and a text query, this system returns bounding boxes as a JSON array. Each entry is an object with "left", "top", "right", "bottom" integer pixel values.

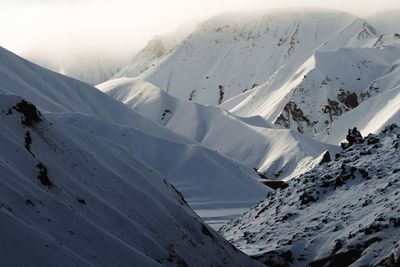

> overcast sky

[{"left": 1, "top": 0, "right": 400, "bottom": 60}]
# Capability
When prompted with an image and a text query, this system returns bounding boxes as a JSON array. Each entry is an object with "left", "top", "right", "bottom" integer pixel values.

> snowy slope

[
  {"left": 98, "top": 78, "right": 337, "bottom": 180},
  {"left": 119, "top": 10, "right": 356, "bottom": 105},
  {"left": 223, "top": 16, "right": 400, "bottom": 137},
  {"left": 0, "top": 46, "right": 186, "bottom": 143},
  {"left": 113, "top": 36, "right": 169, "bottom": 79},
  {"left": 221, "top": 15, "right": 400, "bottom": 138},
  {"left": 0, "top": 94, "right": 263, "bottom": 266},
  {"left": 50, "top": 111, "right": 270, "bottom": 229},
  {"left": 113, "top": 21, "right": 198, "bottom": 80},
  {"left": 114, "top": 10, "right": 400, "bottom": 140},
  {"left": 230, "top": 44, "right": 400, "bottom": 136},
  {"left": 220, "top": 125, "right": 400, "bottom": 267},
  {"left": 319, "top": 19, "right": 380, "bottom": 50},
  {"left": 281, "top": 47, "right": 399, "bottom": 134},
  {"left": 113, "top": 36, "right": 185, "bottom": 80},
  {"left": 0, "top": 46, "right": 269, "bottom": 228},
  {"left": 317, "top": 86, "right": 400, "bottom": 144}
]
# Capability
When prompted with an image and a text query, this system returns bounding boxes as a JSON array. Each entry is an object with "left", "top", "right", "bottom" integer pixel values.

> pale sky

[{"left": 1, "top": 0, "right": 400, "bottom": 62}]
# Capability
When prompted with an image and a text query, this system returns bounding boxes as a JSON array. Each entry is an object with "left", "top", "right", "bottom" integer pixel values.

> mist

[{"left": 1, "top": 0, "right": 400, "bottom": 83}]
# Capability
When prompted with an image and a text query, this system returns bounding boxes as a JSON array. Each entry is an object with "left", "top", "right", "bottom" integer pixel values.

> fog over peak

[{"left": 1, "top": 0, "right": 400, "bottom": 84}]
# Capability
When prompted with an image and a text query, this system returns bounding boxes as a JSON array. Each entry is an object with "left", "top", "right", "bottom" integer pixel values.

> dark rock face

[
  {"left": 382, "top": 123, "right": 398, "bottom": 133},
  {"left": 254, "top": 168, "right": 289, "bottom": 190},
  {"left": 275, "top": 102, "right": 311, "bottom": 133},
  {"left": 161, "top": 109, "right": 172, "bottom": 121},
  {"left": 337, "top": 90, "right": 359, "bottom": 109},
  {"left": 188, "top": 89, "right": 196, "bottom": 101},
  {"left": 262, "top": 180, "right": 289, "bottom": 190},
  {"left": 77, "top": 198, "right": 87, "bottom": 205},
  {"left": 322, "top": 91, "right": 359, "bottom": 127},
  {"left": 218, "top": 85, "right": 225, "bottom": 105},
  {"left": 299, "top": 191, "right": 318, "bottom": 205},
  {"left": 341, "top": 127, "right": 363, "bottom": 149},
  {"left": 13, "top": 99, "right": 42, "bottom": 127},
  {"left": 36, "top": 163, "right": 53, "bottom": 188},
  {"left": 24, "top": 131, "right": 32, "bottom": 151},
  {"left": 201, "top": 224, "right": 215, "bottom": 241},
  {"left": 323, "top": 99, "right": 343, "bottom": 123},
  {"left": 319, "top": 151, "right": 331, "bottom": 165}
]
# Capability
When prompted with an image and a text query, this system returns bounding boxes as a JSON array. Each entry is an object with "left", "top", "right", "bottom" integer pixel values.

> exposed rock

[
  {"left": 341, "top": 127, "right": 364, "bottom": 149},
  {"left": 13, "top": 99, "right": 42, "bottom": 127},
  {"left": 188, "top": 89, "right": 196, "bottom": 101},
  {"left": 275, "top": 102, "right": 311, "bottom": 133},
  {"left": 337, "top": 90, "right": 359, "bottom": 109},
  {"left": 24, "top": 131, "right": 32, "bottom": 152},
  {"left": 221, "top": 125, "right": 400, "bottom": 267},
  {"left": 218, "top": 85, "right": 225, "bottom": 105},
  {"left": 319, "top": 151, "right": 331, "bottom": 165},
  {"left": 161, "top": 109, "right": 172, "bottom": 121},
  {"left": 262, "top": 180, "right": 289, "bottom": 191},
  {"left": 36, "top": 162, "right": 53, "bottom": 188},
  {"left": 323, "top": 99, "right": 343, "bottom": 123}
]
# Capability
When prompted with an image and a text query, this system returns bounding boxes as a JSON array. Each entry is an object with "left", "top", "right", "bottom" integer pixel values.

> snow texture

[
  {"left": 0, "top": 94, "right": 264, "bottom": 266},
  {"left": 98, "top": 78, "right": 337, "bottom": 180},
  {"left": 221, "top": 125, "right": 400, "bottom": 266}
]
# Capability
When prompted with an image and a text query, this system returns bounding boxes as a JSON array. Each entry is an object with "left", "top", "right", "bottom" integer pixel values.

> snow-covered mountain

[
  {"left": 117, "top": 10, "right": 356, "bottom": 105},
  {"left": 220, "top": 125, "right": 400, "bottom": 266},
  {"left": 317, "top": 85, "right": 400, "bottom": 145},
  {"left": 0, "top": 46, "right": 269, "bottom": 229},
  {"left": 0, "top": 47, "right": 186, "bottom": 142},
  {"left": 98, "top": 78, "right": 337, "bottom": 180},
  {"left": 100, "top": 11, "right": 400, "bottom": 266},
  {"left": 113, "top": 9, "right": 400, "bottom": 142},
  {"left": 222, "top": 16, "right": 400, "bottom": 138},
  {"left": 112, "top": 36, "right": 169, "bottom": 79},
  {"left": 3, "top": 7, "right": 400, "bottom": 266},
  {"left": 232, "top": 45, "right": 400, "bottom": 136},
  {"left": 51, "top": 111, "right": 270, "bottom": 229},
  {"left": 0, "top": 94, "right": 262, "bottom": 266},
  {"left": 111, "top": 22, "right": 197, "bottom": 81}
]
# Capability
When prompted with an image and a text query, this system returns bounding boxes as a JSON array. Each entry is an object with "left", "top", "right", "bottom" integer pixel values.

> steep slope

[
  {"left": 115, "top": 10, "right": 400, "bottom": 141},
  {"left": 230, "top": 44, "right": 400, "bottom": 136},
  {"left": 113, "top": 24, "right": 194, "bottom": 80},
  {"left": 0, "top": 46, "right": 191, "bottom": 144},
  {"left": 223, "top": 16, "right": 400, "bottom": 137},
  {"left": 98, "top": 78, "right": 337, "bottom": 180},
  {"left": 121, "top": 10, "right": 356, "bottom": 105},
  {"left": 271, "top": 46, "right": 400, "bottom": 135},
  {"left": 0, "top": 46, "right": 268, "bottom": 227},
  {"left": 220, "top": 125, "right": 400, "bottom": 267},
  {"left": 319, "top": 19, "right": 381, "bottom": 50},
  {"left": 317, "top": 86, "right": 400, "bottom": 144},
  {"left": 0, "top": 94, "right": 263, "bottom": 267},
  {"left": 0, "top": 46, "right": 186, "bottom": 143},
  {"left": 113, "top": 36, "right": 169, "bottom": 79},
  {"left": 50, "top": 111, "right": 270, "bottom": 229}
]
